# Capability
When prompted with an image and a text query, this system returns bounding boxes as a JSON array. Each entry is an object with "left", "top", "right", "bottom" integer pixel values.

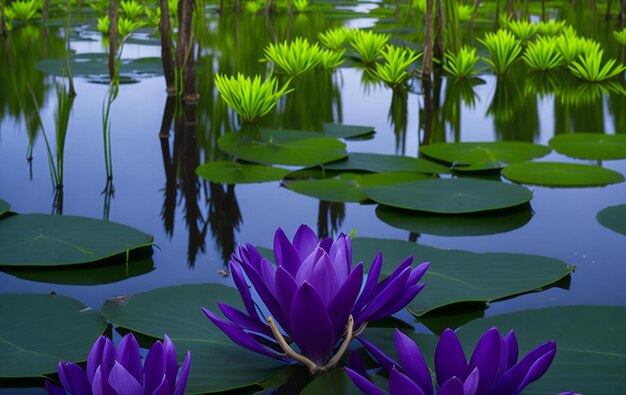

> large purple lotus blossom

[
  {"left": 202, "top": 225, "right": 429, "bottom": 374},
  {"left": 346, "top": 327, "right": 557, "bottom": 395},
  {"left": 45, "top": 333, "right": 191, "bottom": 395}
]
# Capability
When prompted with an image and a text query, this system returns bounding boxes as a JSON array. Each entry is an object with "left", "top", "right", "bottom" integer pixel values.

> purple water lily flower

[
  {"left": 346, "top": 327, "right": 557, "bottom": 395},
  {"left": 202, "top": 225, "right": 429, "bottom": 374},
  {"left": 45, "top": 333, "right": 191, "bottom": 395}
]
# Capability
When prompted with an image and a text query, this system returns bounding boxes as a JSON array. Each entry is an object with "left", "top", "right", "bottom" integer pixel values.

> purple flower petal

[
  {"left": 344, "top": 367, "right": 387, "bottom": 395},
  {"left": 348, "top": 351, "right": 368, "bottom": 377},
  {"left": 91, "top": 366, "right": 108, "bottom": 395},
  {"left": 86, "top": 336, "right": 114, "bottom": 384},
  {"left": 491, "top": 340, "right": 556, "bottom": 395},
  {"left": 464, "top": 367, "right": 480, "bottom": 395},
  {"left": 108, "top": 362, "right": 143, "bottom": 395},
  {"left": 163, "top": 335, "right": 180, "bottom": 394},
  {"left": 293, "top": 224, "right": 318, "bottom": 259},
  {"left": 115, "top": 334, "right": 143, "bottom": 385},
  {"left": 217, "top": 302, "right": 273, "bottom": 337},
  {"left": 173, "top": 351, "right": 191, "bottom": 395},
  {"left": 229, "top": 260, "right": 259, "bottom": 320},
  {"left": 327, "top": 264, "right": 363, "bottom": 338},
  {"left": 274, "top": 227, "right": 301, "bottom": 275},
  {"left": 468, "top": 327, "right": 504, "bottom": 395},
  {"left": 328, "top": 236, "right": 350, "bottom": 282},
  {"left": 357, "top": 336, "right": 398, "bottom": 372},
  {"left": 45, "top": 381, "right": 68, "bottom": 395},
  {"left": 515, "top": 341, "right": 557, "bottom": 393},
  {"left": 151, "top": 375, "right": 170, "bottom": 395},
  {"left": 376, "top": 256, "right": 413, "bottom": 290},
  {"left": 368, "top": 283, "right": 425, "bottom": 322},
  {"left": 319, "top": 237, "right": 333, "bottom": 253},
  {"left": 308, "top": 252, "right": 340, "bottom": 306},
  {"left": 274, "top": 266, "right": 298, "bottom": 320},
  {"left": 389, "top": 366, "right": 427, "bottom": 395},
  {"left": 144, "top": 340, "right": 165, "bottom": 395},
  {"left": 394, "top": 330, "right": 433, "bottom": 395},
  {"left": 439, "top": 376, "right": 465, "bottom": 395},
  {"left": 435, "top": 329, "right": 468, "bottom": 387},
  {"left": 58, "top": 362, "right": 91, "bottom": 395},
  {"left": 294, "top": 248, "right": 324, "bottom": 285},
  {"left": 504, "top": 330, "right": 519, "bottom": 370},
  {"left": 357, "top": 266, "right": 411, "bottom": 324},
  {"left": 353, "top": 252, "right": 383, "bottom": 323}
]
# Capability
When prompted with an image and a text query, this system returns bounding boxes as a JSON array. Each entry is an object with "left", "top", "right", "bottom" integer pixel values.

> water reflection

[{"left": 317, "top": 200, "right": 345, "bottom": 238}]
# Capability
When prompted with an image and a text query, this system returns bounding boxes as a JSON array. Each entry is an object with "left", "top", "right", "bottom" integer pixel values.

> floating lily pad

[
  {"left": 362, "top": 178, "right": 533, "bottom": 214},
  {"left": 0, "top": 199, "right": 9, "bottom": 216},
  {"left": 597, "top": 204, "right": 626, "bottom": 236},
  {"left": 458, "top": 306, "right": 626, "bottom": 395},
  {"left": 549, "top": 133, "right": 626, "bottom": 160},
  {"left": 218, "top": 129, "right": 347, "bottom": 167},
  {"left": 355, "top": 172, "right": 432, "bottom": 187},
  {"left": 0, "top": 214, "right": 153, "bottom": 267},
  {"left": 419, "top": 142, "right": 551, "bottom": 171},
  {"left": 502, "top": 162, "right": 624, "bottom": 187},
  {"left": 352, "top": 238, "right": 573, "bottom": 316},
  {"left": 195, "top": 161, "right": 289, "bottom": 184},
  {"left": 35, "top": 53, "right": 163, "bottom": 80},
  {"left": 0, "top": 293, "right": 108, "bottom": 378},
  {"left": 284, "top": 176, "right": 368, "bottom": 202},
  {"left": 322, "top": 123, "right": 375, "bottom": 139},
  {"left": 375, "top": 204, "right": 533, "bottom": 236},
  {"left": 323, "top": 153, "right": 450, "bottom": 174}
]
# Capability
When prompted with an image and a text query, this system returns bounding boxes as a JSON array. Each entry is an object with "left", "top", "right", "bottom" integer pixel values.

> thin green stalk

[
  {"left": 27, "top": 83, "right": 59, "bottom": 187},
  {"left": 65, "top": 0, "right": 76, "bottom": 96}
]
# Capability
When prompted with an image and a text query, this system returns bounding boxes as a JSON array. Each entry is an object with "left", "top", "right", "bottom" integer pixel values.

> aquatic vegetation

[
  {"left": 5, "top": 0, "right": 40, "bottom": 22},
  {"left": 202, "top": 225, "right": 429, "bottom": 374},
  {"left": 346, "top": 327, "right": 557, "bottom": 395},
  {"left": 145, "top": 7, "right": 161, "bottom": 28},
  {"left": 614, "top": 28, "right": 626, "bottom": 46},
  {"left": 244, "top": 0, "right": 264, "bottom": 13},
  {"left": 536, "top": 19, "right": 568, "bottom": 36},
  {"left": 97, "top": 15, "right": 110, "bottom": 34},
  {"left": 457, "top": 4, "right": 473, "bottom": 21},
  {"left": 569, "top": 48, "right": 626, "bottom": 82},
  {"left": 522, "top": 36, "right": 563, "bottom": 71},
  {"left": 506, "top": 19, "right": 538, "bottom": 43},
  {"left": 319, "top": 48, "right": 346, "bottom": 70},
  {"left": 318, "top": 27, "right": 353, "bottom": 51},
  {"left": 215, "top": 73, "right": 293, "bottom": 123},
  {"left": 555, "top": 31, "right": 600, "bottom": 65},
  {"left": 443, "top": 46, "right": 480, "bottom": 78},
  {"left": 263, "top": 37, "right": 322, "bottom": 77},
  {"left": 293, "top": 0, "right": 309, "bottom": 12},
  {"left": 45, "top": 334, "right": 191, "bottom": 395},
  {"left": 350, "top": 29, "right": 390, "bottom": 65},
  {"left": 478, "top": 30, "right": 522, "bottom": 76},
  {"left": 118, "top": 17, "right": 144, "bottom": 37},
  {"left": 119, "top": 0, "right": 145, "bottom": 20},
  {"left": 372, "top": 45, "right": 421, "bottom": 89}
]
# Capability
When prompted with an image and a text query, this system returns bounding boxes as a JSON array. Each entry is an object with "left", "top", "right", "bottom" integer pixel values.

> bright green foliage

[
  {"left": 144, "top": 7, "right": 161, "bottom": 27},
  {"left": 569, "top": 48, "right": 626, "bottom": 82},
  {"left": 244, "top": 0, "right": 264, "bottom": 13},
  {"left": 536, "top": 19, "right": 567, "bottom": 36},
  {"left": 372, "top": 45, "right": 421, "bottom": 89},
  {"left": 318, "top": 27, "right": 353, "bottom": 51},
  {"left": 293, "top": 0, "right": 309, "bottom": 12},
  {"left": 614, "top": 28, "right": 626, "bottom": 46},
  {"left": 118, "top": 17, "right": 144, "bottom": 37},
  {"left": 119, "top": 0, "right": 144, "bottom": 20},
  {"left": 97, "top": 15, "right": 110, "bottom": 34},
  {"left": 215, "top": 74, "right": 293, "bottom": 123},
  {"left": 522, "top": 36, "right": 563, "bottom": 71},
  {"left": 350, "top": 30, "right": 390, "bottom": 65},
  {"left": 457, "top": 4, "right": 473, "bottom": 21},
  {"left": 263, "top": 37, "right": 322, "bottom": 77},
  {"left": 319, "top": 49, "right": 345, "bottom": 70},
  {"left": 555, "top": 30, "right": 600, "bottom": 65},
  {"left": 5, "top": 0, "right": 40, "bottom": 22},
  {"left": 506, "top": 19, "right": 538, "bottom": 43},
  {"left": 90, "top": 0, "right": 108, "bottom": 15},
  {"left": 478, "top": 30, "right": 522, "bottom": 76},
  {"left": 444, "top": 46, "right": 480, "bottom": 78}
]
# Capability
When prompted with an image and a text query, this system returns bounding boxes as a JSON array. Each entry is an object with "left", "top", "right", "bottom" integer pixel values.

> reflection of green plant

[
  {"left": 457, "top": 4, "right": 472, "bottom": 21},
  {"left": 263, "top": 37, "right": 322, "bottom": 77},
  {"left": 444, "top": 46, "right": 479, "bottom": 78},
  {"left": 318, "top": 27, "right": 353, "bottom": 51},
  {"left": 118, "top": 17, "right": 144, "bottom": 37},
  {"left": 522, "top": 36, "right": 562, "bottom": 71},
  {"left": 319, "top": 49, "right": 345, "bottom": 70},
  {"left": 372, "top": 45, "right": 421, "bottom": 89},
  {"left": 569, "top": 48, "right": 626, "bottom": 82},
  {"left": 293, "top": 0, "right": 309, "bottom": 12},
  {"left": 506, "top": 19, "right": 538, "bottom": 43},
  {"left": 97, "top": 15, "right": 110, "bottom": 34},
  {"left": 215, "top": 74, "right": 293, "bottom": 123},
  {"left": 536, "top": 20, "right": 567, "bottom": 36},
  {"left": 5, "top": 0, "right": 41, "bottom": 22},
  {"left": 350, "top": 30, "right": 390, "bottom": 65},
  {"left": 244, "top": 0, "right": 264, "bottom": 13},
  {"left": 119, "top": 0, "right": 144, "bottom": 20},
  {"left": 614, "top": 28, "right": 626, "bottom": 46},
  {"left": 478, "top": 30, "right": 522, "bottom": 76}
]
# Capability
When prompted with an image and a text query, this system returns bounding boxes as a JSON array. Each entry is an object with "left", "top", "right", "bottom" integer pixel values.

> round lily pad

[
  {"left": 35, "top": 53, "right": 163, "bottom": 80},
  {"left": 195, "top": 161, "right": 289, "bottom": 184},
  {"left": 549, "top": 133, "right": 626, "bottom": 160},
  {"left": 597, "top": 204, "right": 626, "bottom": 236},
  {"left": 362, "top": 178, "right": 533, "bottom": 214},
  {"left": 502, "top": 162, "right": 624, "bottom": 187},
  {"left": 355, "top": 172, "right": 432, "bottom": 187},
  {"left": 284, "top": 177, "right": 368, "bottom": 202},
  {"left": 0, "top": 293, "right": 108, "bottom": 378},
  {"left": 0, "top": 199, "right": 9, "bottom": 216},
  {"left": 419, "top": 142, "right": 551, "bottom": 171},
  {"left": 0, "top": 214, "right": 153, "bottom": 267},
  {"left": 322, "top": 123, "right": 375, "bottom": 139},
  {"left": 323, "top": 152, "right": 450, "bottom": 174}
]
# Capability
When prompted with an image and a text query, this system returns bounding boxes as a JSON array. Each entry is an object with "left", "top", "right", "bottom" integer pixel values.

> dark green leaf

[
  {"left": 502, "top": 162, "right": 624, "bottom": 187},
  {"left": 322, "top": 123, "right": 375, "bottom": 139},
  {"left": 195, "top": 161, "right": 289, "bottom": 184},
  {"left": 597, "top": 204, "right": 626, "bottom": 236},
  {"left": 324, "top": 152, "right": 450, "bottom": 174},
  {"left": 35, "top": 53, "right": 163, "bottom": 80},
  {"left": 284, "top": 176, "right": 368, "bottom": 202},
  {"left": 0, "top": 199, "right": 9, "bottom": 216},
  {"left": 300, "top": 367, "right": 362, "bottom": 395},
  {"left": 355, "top": 172, "right": 432, "bottom": 187},
  {"left": 549, "top": 133, "right": 626, "bottom": 160}
]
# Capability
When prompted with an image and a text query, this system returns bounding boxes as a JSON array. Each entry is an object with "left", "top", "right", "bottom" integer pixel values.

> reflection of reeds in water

[
  {"left": 441, "top": 77, "right": 483, "bottom": 141},
  {"left": 317, "top": 200, "right": 345, "bottom": 239},
  {"left": 388, "top": 89, "right": 408, "bottom": 155},
  {"left": 488, "top": 73, "right": 539, "bottom": 141}
]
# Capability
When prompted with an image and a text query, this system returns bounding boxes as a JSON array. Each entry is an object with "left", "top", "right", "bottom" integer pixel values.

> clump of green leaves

[
  {"left": 119, "top": 0, "right": 144, "bottom": 20},
  {"left": 118, "top": 17, "right": 144, "bottom": 37},
  {"left": 371, "top": 45, "right": 421, "bottom": 89},
  {"left": 244, "top": 0, "right": 264, "bottom": 13},
  {"left": 506, "top": 19, "right": 538, "bottom": 43},
  {"left": 319, "top": 49, "right": 345, "bottom": 70},
  {"left": 350, "top": 30, "right": 390, "bottom": 65},
  {"left": 263, "top": 37, "right": 322, "bottom": 77},
  {"left": 457, "top": 4, "right": 473, "bottom": 21},
  {"left": 555, "top": 29, "right": 601, "bottom": 65},
  {"left": 444, "top": 46, "right": 480, "bottom": 78},
  {"left": 215, "top": 74, "right": 293, "bottom": 123},
  {"left": 5, "top": 0, "right": 40, "bottom": 22},
  {"left": 478, "top": 29, "right": 522, "bottom": 76},
  {"left": 569, "top": 48, "right": 626, "bottom": 82},
  {"left": 97, "top": 15, "right": 110, "bottom": 34},
  {"left": 144, "top": 7, "right": 161, "bottom": 27},
  {"left": 536, "top": 20, "right": 567, "bottom": 36},
  {"left": 522, "top": 36, "right": 563, "bottom": 71},
  {"left": 293, "top": 0, "right": 309, "bottom": 12},
  {"left": 318, "top": 27, "right": 353, "bottom": 51},
  {"left": 614, "top": 28, "right": 626, "bottom": 46}
]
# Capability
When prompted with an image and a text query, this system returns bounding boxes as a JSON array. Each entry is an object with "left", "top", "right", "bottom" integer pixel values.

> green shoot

[
  {"left": 119, "top": 0, "right": 144, "bottom": 20},
  {"left": 569, "top": 48, "right": 626, "bottom": 82},
  {"left": 505, "top": 19, "right": 538, "bottom": 43},
  {"left": 478, "top": 29, "right": 522, "bottom": 76},
  {"left": 97, "top": 15, "right": 110, "bottom": 34},
  {"left": 522, "top": 36, "right": 563, "bottom": 71},
  {"left": 350, "top": 29, "right": 390, "bottom": 65},
  {"left": 244, "top": 0, "right": 264, "bottom": 13},
  {"left": 293, "top": 0, "right": 309, "bottom": 12},
  {"left": 215, "top": 74, "right": 293, "bottom": 123},
  {"left": 118, "top": 17, "right": 144, "bottom": 37},
  {"left": 536, "top": 20, "right": 567, "bottom": 36},
  {"left": 371, "top": 45, "right": 421, "bottom": 89},
  {"left": 263, "top": 37, "right": 322, "bottom": 77},
  {"left": 319, "top": 49, "right": 345, "bottom": 70},
  {"left": 444, "top": 46, "right": 480, "bottom": 78},
  {"left": 318, "top": 27, "right": 353, "bottom": 52},
  {"left": 145, "top": 7, "right": 161, "bottom": 28},
  {"left": 614, "top": 28, "right": 626, "bottom": 46},
  {"left": 5, "top": 0, "right": 40, "bottom": 22},
  {"left": 457, "top": 4, "right": 472, "bottom": 22},
  {"left": 556, "top": 32, "right": 601, "bottom": 66}
]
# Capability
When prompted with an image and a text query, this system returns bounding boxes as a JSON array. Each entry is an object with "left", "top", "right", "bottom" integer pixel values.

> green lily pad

[
  {"left": 35, "top": 53, "right": 163, "bottom": 80},
  {"left": 549, "top": 133, "right": 626, "bottom": 160},
  {"left": 284, "top": 176, "right": 368, "bottom": 203},
  {"left": 352, "top": 238, "right": 573, "bottom": 316},
  {"left": 323, "top": 153, "right": 450, "bottom": 174},
  {"left": 0, "top": 214, "right": 153, "bottom": 267},
  {"left": 0, "top": 293, "right": 108, "bottom": 378},
  {"left": 218, "top": 129, "right": 347, "bottom": 167},
  {"left": 597, "top": 204, "right": 626, "bottom": 236},
  {"left": 458, "top": 306, "right": 626, "bottom": 395},
  {"left": 502, "top": 162, "right": 625, "bottom": 187},
  {"left": 300, "top": 366, "right": 362, "bottom": 395},
  {"left": 362, "top": 178, "right": 533, "bottom": 214},
  {"left": 355, "top": 172, "right": 433, "bottom": 187},
  {"left": 419, "top": 142, "right": 551, "bottom": 171},
  {"left": 375, "top": 204, "right": 533, "bottom": 236},
  {"left": 0, "top": 199, "right": 9, "bottom": 216},
  {"left": 195, "top": 161, "right": 289, "bottom": 184},
  {"left": 322, "top": 123, "right": 375, "bottom": 139}
]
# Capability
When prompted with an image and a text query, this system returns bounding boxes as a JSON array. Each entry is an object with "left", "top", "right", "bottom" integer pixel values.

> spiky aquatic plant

[
  {"left": 119, "top": 0, "right": 144, "bottom": 20},
  {"left": 215, "top": 73, "right": 293, "bottom": 123},
  {"left": 522, "top": 36, "right": 563, "bottom": 71},
  {"left": 350, "top": 29, "right": 390, "bottom": 65},
  {"left": 506, "top": 19, "right": 538, "bottom": 43},
  {"left": 5, "top": 0, "right": 40, "bottom": 22},
  {"left": 118, "top": 17, "right": 144, "bottom": 37},
  {"left": 293, "top": 0, "right": 309, "bottom": 12},
  {"left": 536, "top": 19, "right": 567, "bottom": 36},
  {"left": 263, "top": 37, "right": 322, "bottom": 77},
  {"left": 457, "top": 4, "right": 473, "bottom": 21},
  {"left": 614, "top": 28, "right": 626, "bottom": 46},
  {"left": 372, "top": 45, "right": 421, "bottom": 89},
  {"left": 244, "top": 0, "right": 264, "bottom": 13},
  {"left": 569, "top": 48, "right": 626, "bottom": 82},
  {"left": 318, "top": 27, "right": 353, "bottom": 51},
  {"left": 443, "top": 46, "right": 480, "bottom": 78},
  {"left": 478, "top": 29, "right": 522, "bottom": 76},
  {"left": 319, "top": 49, "right": 346, "bottom": 70},
  {"left": 97, "top": 15, "right": 110, "bottom": 34},
  {"left": 145, "top": 7, "right": 161, "bottom": 28}
]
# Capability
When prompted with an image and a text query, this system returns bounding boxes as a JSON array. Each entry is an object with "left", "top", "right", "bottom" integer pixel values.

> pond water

[{"left": 1, "top": 2, "right": 626, "bottom": 394}]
